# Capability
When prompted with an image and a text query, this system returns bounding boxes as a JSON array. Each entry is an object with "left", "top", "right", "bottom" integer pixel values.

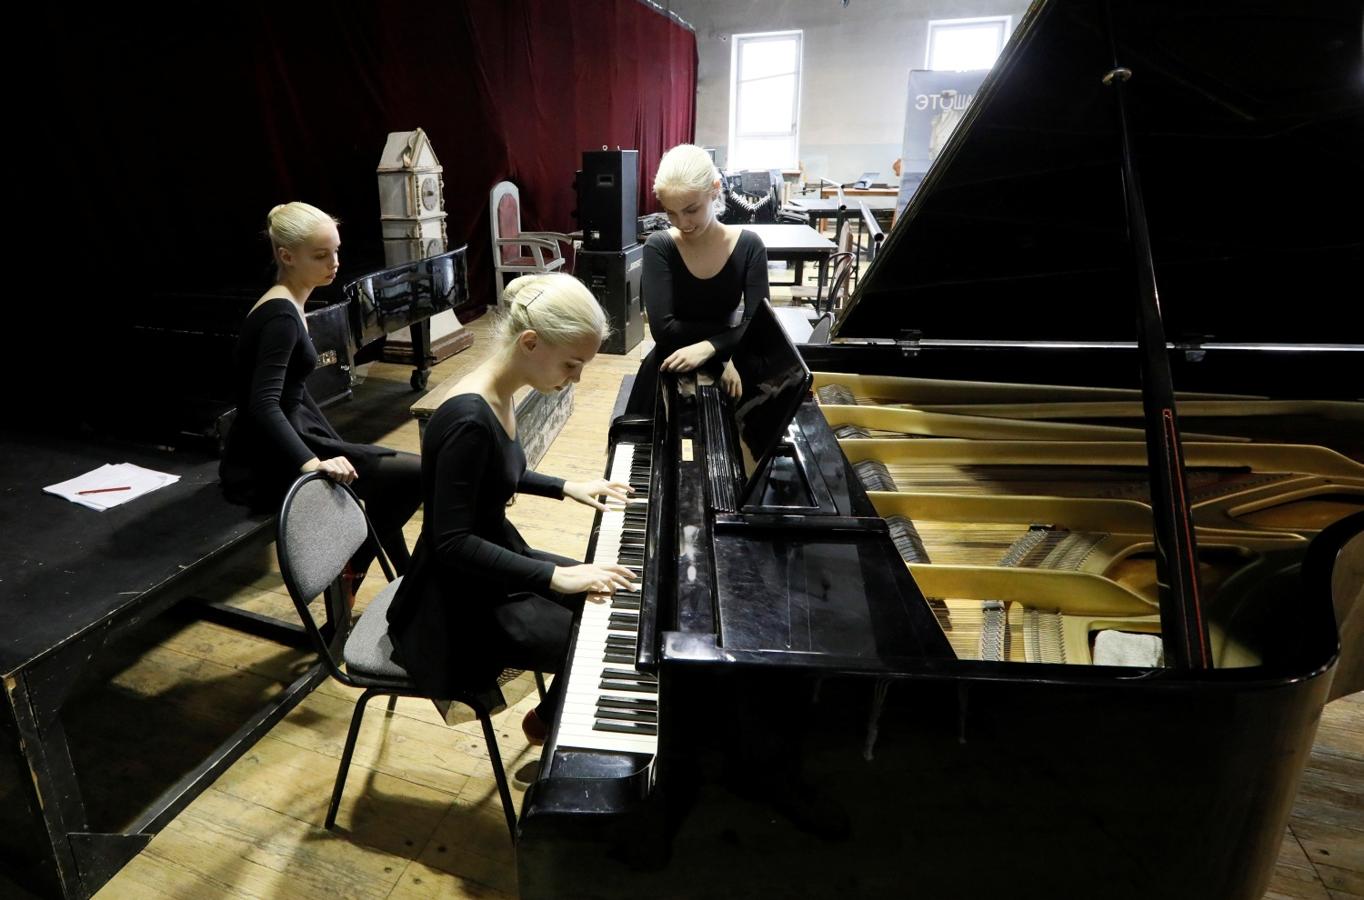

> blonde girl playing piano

[{"left": 386, "top": 272, "right": 635, "bottom": 744}]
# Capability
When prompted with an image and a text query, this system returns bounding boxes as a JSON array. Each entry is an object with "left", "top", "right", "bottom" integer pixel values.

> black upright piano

[{"left": 517, "top": 1, "right": 1363, "bottom": 898}]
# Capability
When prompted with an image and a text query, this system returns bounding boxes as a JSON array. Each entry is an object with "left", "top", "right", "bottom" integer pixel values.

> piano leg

[{"left": 408, "top": 319, "right": 432, "bottom": 391}]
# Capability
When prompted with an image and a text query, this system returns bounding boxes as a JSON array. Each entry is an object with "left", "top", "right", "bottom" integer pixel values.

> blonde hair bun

[
  {"left": 496, "top": 272, "right": 611, "bottom": 349},
  {"left": 653, "top": 144, "right": 723, "bottom": 214}
]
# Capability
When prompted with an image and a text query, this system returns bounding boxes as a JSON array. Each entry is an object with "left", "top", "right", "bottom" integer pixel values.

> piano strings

[{"left": 813, "top": 373, "right": 1364, "bottom": 668}]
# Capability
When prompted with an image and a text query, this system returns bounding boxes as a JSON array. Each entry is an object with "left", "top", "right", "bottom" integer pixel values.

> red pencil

[{"left": 78, "top": 486, "right": 132, "bottom": 495}]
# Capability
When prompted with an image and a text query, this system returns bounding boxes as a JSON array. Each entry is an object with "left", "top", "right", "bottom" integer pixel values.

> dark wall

[{"left": 18, "top": 1, "right": 695, "bottom": 410}]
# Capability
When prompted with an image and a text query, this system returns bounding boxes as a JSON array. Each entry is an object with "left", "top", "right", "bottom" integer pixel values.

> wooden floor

[{"left": 69, "top": 303, "right": 1363, "bottom": 900}]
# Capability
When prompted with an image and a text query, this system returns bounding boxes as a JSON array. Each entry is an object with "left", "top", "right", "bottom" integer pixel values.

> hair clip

[{"left": 519, "top": 287, "right": 547, "bottom": 308}]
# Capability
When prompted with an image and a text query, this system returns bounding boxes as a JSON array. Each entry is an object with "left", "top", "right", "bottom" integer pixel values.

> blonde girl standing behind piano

[
  {"left": 219, "top": 201, "right": 422, "bottom": 592},
  {"left": 624, "top": 143, "right": 770, "bottom": 414},
  {"left": 386, "top": 272, "right": 635, "bottom": 745}
]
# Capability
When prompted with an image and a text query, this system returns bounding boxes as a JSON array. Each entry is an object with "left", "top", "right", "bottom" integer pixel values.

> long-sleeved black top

[
  {"left": 219, "top": 297, "right": 389, "bottom": 508},
  {"left": 386, "top": 392, "right": 567, "bottom": 694},
  {"left": 641, "top": 228, "right": 769, "bottom": 364}
]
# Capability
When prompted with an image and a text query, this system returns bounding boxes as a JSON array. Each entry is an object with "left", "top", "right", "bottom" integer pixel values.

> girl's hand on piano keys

[
  {"left": 564, "top": 479, "right": 633, "bottom": 511},
  {"left": 720, "top": 360, "right": 743, "bottom": 399},
  {"left": 552, "top": 563, "right": 635, "bottom": 596}
]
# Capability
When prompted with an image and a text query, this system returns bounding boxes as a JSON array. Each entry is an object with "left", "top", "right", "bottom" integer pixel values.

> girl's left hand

[
  {"left": 563, "top": 478, "right": 634, "bottom": 511},
  {"left": 720, "top": 360, "right": 743, "bottom": 399}
]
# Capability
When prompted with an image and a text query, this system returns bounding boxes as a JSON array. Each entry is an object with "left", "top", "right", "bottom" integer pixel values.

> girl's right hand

[
  {"left": 552, "top": 563, "right": 635, "bottom": 595},
  {"left": 303, "top": 456, "right": 358, "bottom": 484},
  {"left": 660, "top": 340, "right": 717, "bottom": 373}
]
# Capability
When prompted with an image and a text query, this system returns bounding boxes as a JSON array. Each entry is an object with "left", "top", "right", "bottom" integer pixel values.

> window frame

[
  {"left": 924, "top": 16, "right": 1013, "bottom": 71},
  {"left": 728, "top": 29, "right": 803, "bottom": 170}
]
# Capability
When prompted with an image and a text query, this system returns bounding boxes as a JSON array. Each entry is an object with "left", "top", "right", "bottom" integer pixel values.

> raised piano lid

[
  {"left": 833, "top": 0, "right": 1364, "bottom": 352},
  {"left": 342, "top": 246, "right": 474, "bottom": 350}
]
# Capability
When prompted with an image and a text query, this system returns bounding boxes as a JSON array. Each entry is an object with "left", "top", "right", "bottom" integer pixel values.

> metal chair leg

[
  {"left": 386, "top": 695, "right": 398, "bottom": 714},
  {"left": 327, "top": 688, "right": 381, "bottom": 829},
  {"left": 478, "top": 711, "right": 519, "bottom": 841},
  {"left": 534, "top": 671, "right": 547, "bottom": 701}
]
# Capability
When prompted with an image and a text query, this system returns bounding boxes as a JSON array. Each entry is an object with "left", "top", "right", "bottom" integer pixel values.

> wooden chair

[{"left": 489, "top": 181, "right": 575, "bottom": 303}]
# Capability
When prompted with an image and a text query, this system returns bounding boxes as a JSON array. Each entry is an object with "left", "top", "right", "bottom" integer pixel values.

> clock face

[{"left": 421, "top": 176, "right": 440, "bottom": 211}]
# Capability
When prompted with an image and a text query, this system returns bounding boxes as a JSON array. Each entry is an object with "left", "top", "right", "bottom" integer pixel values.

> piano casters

[{"left": 1102, "top": 14, "right": 1212, "bottom": 670}]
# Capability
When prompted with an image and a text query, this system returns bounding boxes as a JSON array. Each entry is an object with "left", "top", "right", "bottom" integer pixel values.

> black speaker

[
  {"left": 577, "top": 244, "right": 644, "bottom": 355},
  {"left": 577, "top": 149, "right": 638, "bottom": 251}
]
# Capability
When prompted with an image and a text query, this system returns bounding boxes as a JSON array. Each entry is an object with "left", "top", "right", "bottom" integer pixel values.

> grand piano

[{"left": 517, "top": 1, "right": 1363, "bottom": 897}]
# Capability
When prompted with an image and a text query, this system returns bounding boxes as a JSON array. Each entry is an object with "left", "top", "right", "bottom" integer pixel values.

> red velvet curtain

[
  {"left": 20, "top": 0, "right": 696, "bottom": 340},
  {"left": 377, "top": 0, "right": 698, "bottom": 305}
]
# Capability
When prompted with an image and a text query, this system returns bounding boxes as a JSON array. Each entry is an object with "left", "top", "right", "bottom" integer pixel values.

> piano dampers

[
  {"left": 1023, "top": 607, "right": 1067, "bottom": 664},
  {"left": 998, "top": 525, "right": 1060, "bottom": 568},
  {"left": 854, "top": 459, "right": 898, "bottom": 492},
  {"left": 979, "top": 601, "right": 1009, "bottom": 661},
  {"left": 887, "top": 515, "right": 932, "bottom": 564},
  {"left": 889, "top": 514, "right": 954, "bottom": 632},
  {"left": 817, "top": 384, "right": 858, "bottom": 406}
]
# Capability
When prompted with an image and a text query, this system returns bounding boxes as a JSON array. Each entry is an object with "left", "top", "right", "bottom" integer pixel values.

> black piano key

[
  {"left": 595, "top": 707, "right": 658, "bottom": 723},
  {"left": 594, "top": 719, "right": 658, "bottom": 736},
  {"left": 597, "top": 696, "right": 657, "bottom": 710},
  {"left": 603, "top": 652, "right": 635, "bottom": 664},
  {"left": 603, "top": 667, "right": 657, "bottom": 682},
  {"left": 600, "top": 678, "right": 657, "bottom": 693}
]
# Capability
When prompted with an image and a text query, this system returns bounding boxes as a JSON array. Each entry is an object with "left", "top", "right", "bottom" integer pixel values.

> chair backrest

[
  {"left": 836, "top": 217, "right": 856, "bottom": 255},
  {"left": 277, "top": 473, "right": 377, "bottom": 675},
  {"left": 489, "top": 181, "right": 523, "bottom": 264},
  {"left": 825, "top": 250, "right": 857, "bottom": 313}
]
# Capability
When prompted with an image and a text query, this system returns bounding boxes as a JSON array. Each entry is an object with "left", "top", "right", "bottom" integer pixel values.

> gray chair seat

[{"left": 343, "top": 577, "right": 408, "bottom": 679}]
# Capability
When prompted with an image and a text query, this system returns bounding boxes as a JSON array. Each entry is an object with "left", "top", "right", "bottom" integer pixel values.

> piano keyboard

[{"left": 556, "top": 441, "right": 659, "bottom": 755}]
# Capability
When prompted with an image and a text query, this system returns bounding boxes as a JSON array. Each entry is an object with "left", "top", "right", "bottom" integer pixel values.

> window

[
  {"left": 925, "top": 16, "right": 1012, "bottom": 71},
  {"left": 728, "top": 30, "right": 802, "bottom": 171}
]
